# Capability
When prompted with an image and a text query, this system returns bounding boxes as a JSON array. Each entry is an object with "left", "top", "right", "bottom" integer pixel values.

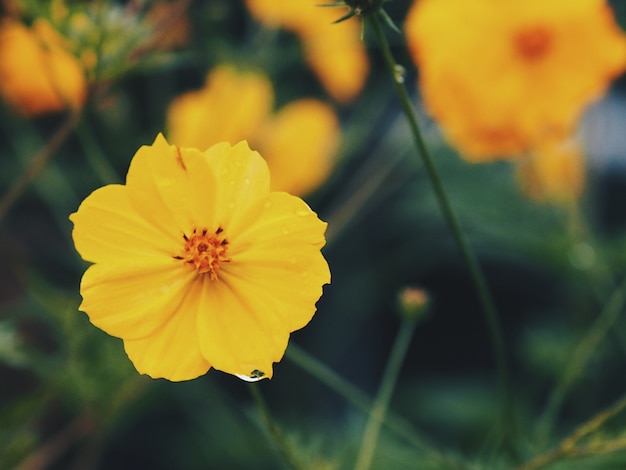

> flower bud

[{"left": 397, "top": 287, "right": 429, "bottom": 322}]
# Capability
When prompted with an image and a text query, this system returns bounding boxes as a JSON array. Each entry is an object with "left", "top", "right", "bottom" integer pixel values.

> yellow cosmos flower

[
  {"left": 167, "top": 65, "right": 340, "bottom": 197},
  {"left": 70, "top": 135, "right": 330, "bottom": 382},
  {"left": 516, "top": 138, "right": 585, "bottom": 205},
  {"left": 244, "top": 0, "right": 368, "bottom": 103},
  {"left": 405, "top": 0, "right": 626, "bottom": 161},
  {"left": 0, "top": 19, "right": 86, "bottom": 116}
]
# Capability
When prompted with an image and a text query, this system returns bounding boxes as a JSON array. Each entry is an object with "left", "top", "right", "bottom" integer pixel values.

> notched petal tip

[{"left": 152, "top": 132, "right": 170, "bottom": 147}]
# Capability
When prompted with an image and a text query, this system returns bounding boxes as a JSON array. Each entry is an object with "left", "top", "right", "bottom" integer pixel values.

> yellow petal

[
  {"left": 226, "top": 191, "right": 330, "bottom": 330},
  {"left": 126, "top": 134, "right": 219, "bottom": 236},
  {"left": 124, "top": 278, "right": 211, "bottom": 381},
  {"left": 243, "top": 0, "right": 368, "bottom": 102},
  {"left": 405, "top": 0, "right": 626, "bottom": 160},
  {"left": 203, "top": 140, "right": 271, "bottom": 235},
  {"left": 79, "top": 260, "right": 195, "bottom": 340},
  {"left": 196, "top": 281, "right": 287, "bottom": 379},
  {"left": 301, "top": 20, "right": 369, "bottom": 103},
  {"left": 516, "top": 138, "right": 585, "bottom": 204},
  {"left": 70, "top": 184, "right": 173, "bottom": 264},
  {"left": 0, "top": 19, "right": 86, "bottom": 115},
  {"left": 261, "top": 99, "right": 339, "bottom": 196},
  {"left": 167, "top": 65, "right": 273, "bottom": 150},
  {"left": 196, "top": 192, "right": 329, "bottom": 378}
]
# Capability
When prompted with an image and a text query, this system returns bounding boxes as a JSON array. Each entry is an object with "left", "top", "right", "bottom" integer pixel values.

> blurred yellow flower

[
  {"left": 405, "top": 0, "right": 626, "bottom": 161},
  {"left": 0, "top": 19, "right": 87, "bottom": 116},
  {"left": 70, "top": 134, "right": 330, "bottom": 382},
  {"left": 167, "top": 65, "right": 340, "bottom": 196},
  {"left": 516, "top": 138, "right": 585, "bottom": 204},
  {"left": 244, "top": 0, "right": 368, "bottom": 103}
]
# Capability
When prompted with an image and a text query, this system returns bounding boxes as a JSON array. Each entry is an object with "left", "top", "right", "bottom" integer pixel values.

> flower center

[
  {"left": 174, "top": 226, "right": 231, "bottom": 280},
  {"left": 514, "top": 26, "right": 552, "bottom": 61}
]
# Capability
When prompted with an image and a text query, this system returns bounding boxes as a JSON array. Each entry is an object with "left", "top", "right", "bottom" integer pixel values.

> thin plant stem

[
  {"left": 367, "top": 12, "right": 513, "bottom": 442},
  {"left": 286, "top": 344, "right": 372, "bottom": 414},
  {"left": 0, "top": 111, "right": 81, "bottom": 224},
  {"left": 355, "top": 317, "right": 418, "bottom": 470},
  {"left": 286, "top": 344, "right": 471, "bottom": 468},
  {"left": 247, "top": 384, "right": 305, "bottom": 470},
  {"left": 517, "top": 393, "right": 626, "bottom": 470},
  {"left": 75, "top": 120, "right": 121, "bottom": 185},
  {"left": 14, "top": 412, "right": 94, "bottom": 470},
  {"left": 536, "top": 275, "right": 626, "bottom": 443}
]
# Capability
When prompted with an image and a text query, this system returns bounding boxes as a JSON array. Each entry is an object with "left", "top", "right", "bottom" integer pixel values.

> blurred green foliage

[{"left": 3, "top": 1, "right": 626, "bottom": 469}]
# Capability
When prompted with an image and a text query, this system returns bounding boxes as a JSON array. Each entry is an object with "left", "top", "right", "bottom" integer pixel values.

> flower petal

[
  {"left": 70, "top": 184, "right": 173, "bottom": 264},
  {"left": 196, "top": 280, "right": 288, "bottom": 379},
  {"left": 261, "top": 99, "right": 339, "bottom": 196},
  {"left": 126, "top": 134, "right": 219, "bottom": 237},
  {"left": 79, "top": 260, "right": 195, "bottom": 340},
  {"left": 167, "top": 65, "right": 274, "bottom": 151},
  {"left": 203, "top": 141, "right": 271, "bottom": 235},
  {"left": 226, "top": 191, "right": 330, "bottom": 331},
  {"left": 124, "top": 277, "right": 211, "bottom": 381},
  {"left": 196, "top": 192, "right": 329, "bottom": 378}
]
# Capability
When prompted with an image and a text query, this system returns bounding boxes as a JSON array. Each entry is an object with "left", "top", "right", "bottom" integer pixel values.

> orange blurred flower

[
  {"left": 70, "top": 135, "right": 330, "bottom": 381},
  {"left": 244, "top": 0, "right": 369, "bottom": 103},
  {"left": 167, "top": 65, "right": 340, "bottom": 196},
  {"left": 516, "top": 138, "right": 585, "bottom": 204},
  {"left": 0, "top": 19, "right": 87, "bottom": 116},
  {"left": 405, "top": 0, "right": 626, "bottom": 161}
]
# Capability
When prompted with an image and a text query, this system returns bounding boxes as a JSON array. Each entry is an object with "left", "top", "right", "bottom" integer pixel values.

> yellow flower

[
  {"left": 516, "top": 138, "right": 585, "bottom": 204},
  {"left": 244, "top": 0, "right": 368, "bottom": 103},
  {"left": 0, "top": 19, "right": 86, "bottom": 116},
  {"left": 70, "top": 135, "right": 330, "bottom": 382},
  {"left": 405, "top": 0, "right": 626, "bottom": 161},
  {"left": 167, "top": 65, "right": 340, "bottom": 197}
]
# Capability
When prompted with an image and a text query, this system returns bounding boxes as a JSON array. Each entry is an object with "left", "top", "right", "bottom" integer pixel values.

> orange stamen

[
  {"left": 175, "top": 226, "right": 231, "bottom": 280},
  {"left": 514, "top": 26, "right": 552, "bottom": 61}
]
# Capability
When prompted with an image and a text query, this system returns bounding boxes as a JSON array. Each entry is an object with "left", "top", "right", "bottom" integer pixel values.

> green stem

[
  {"left": 286, "top": 344, "right": 470, "bottom": 468},
  {"left": 367, "top": 12, "right": 512, "bottom": 441},
  {"left": 355, "top": 317, "right": 417, "bottom": 470},
  {"left": 247, "top": 384, "right": 304, "bottom": 470},
  {"left": 0, "top": 111, "right": 81, "bottom": 224},
  {"left": 517, "top": 393, "right": 626, "bottom": 470},
  {"left": 76, "top": 121, "right": 121, "bottom": 185},
  {"left": 537, "top": 275, "right": 626, "bottom": 442}
]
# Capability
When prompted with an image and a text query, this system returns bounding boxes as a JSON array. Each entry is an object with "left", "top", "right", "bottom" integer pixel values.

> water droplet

[
  {"left": 235, "top": 369, "right": 266, "bottom": 382},
  {"left": 296, "top": 210, "right": 310, "bottom": 217},
  {"left": 393, "top": 64, "right": 406, "bottom": 84},
  {"left": 244, "top": 177, "right": 251, "bottom": 185}
]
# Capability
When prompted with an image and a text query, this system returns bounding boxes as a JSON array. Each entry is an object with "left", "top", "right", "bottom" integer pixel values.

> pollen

[
  {"left": 175, "top": 226, "right": 231, "bottom": 279},
  {"left": 514, "top": 25, "right": 552, "bottom": 61}
]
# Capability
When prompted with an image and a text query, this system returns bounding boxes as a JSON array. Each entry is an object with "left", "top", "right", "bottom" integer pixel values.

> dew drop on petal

[{"left": 235, "top": 369, "right": 266, "bottom": 382}]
